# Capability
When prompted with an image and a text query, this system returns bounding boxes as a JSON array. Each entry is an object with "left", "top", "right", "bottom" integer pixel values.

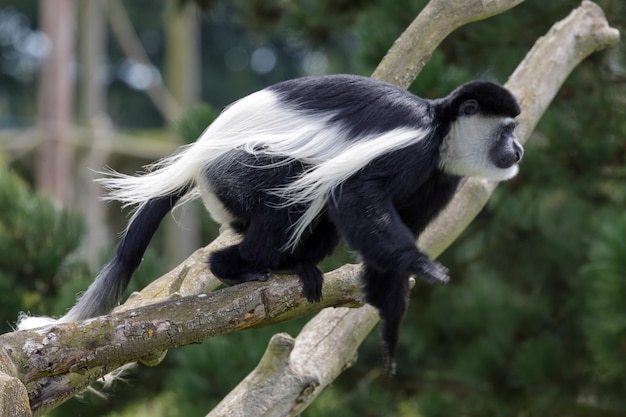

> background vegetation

[{"left": 1, "top": 0, "right": 625, "bottom": 416}]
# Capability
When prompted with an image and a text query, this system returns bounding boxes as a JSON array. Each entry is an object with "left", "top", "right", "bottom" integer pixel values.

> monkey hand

[{"left": 414, "top": 259, "right": 449, "bottom": 284}]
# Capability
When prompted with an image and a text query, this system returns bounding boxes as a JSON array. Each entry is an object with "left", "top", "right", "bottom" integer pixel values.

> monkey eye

[
  {"left": 501, "top": 120, "right": 517, "bottom": 135},
  {"left": 459, "top": 99, "right": 479, "bottom": 116}
]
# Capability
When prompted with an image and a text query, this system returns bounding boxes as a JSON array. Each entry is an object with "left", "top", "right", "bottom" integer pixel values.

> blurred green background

[{"left": 1, "top": 0, "right": 625, "bottom": 416}]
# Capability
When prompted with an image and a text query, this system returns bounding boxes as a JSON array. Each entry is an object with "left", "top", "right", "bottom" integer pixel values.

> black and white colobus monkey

[{"left": 21, "top": 74, "right": 523, "bottom": 374}]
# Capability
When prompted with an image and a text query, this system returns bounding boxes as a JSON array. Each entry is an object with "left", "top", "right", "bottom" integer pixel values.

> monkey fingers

[{"left": 413, "top": 259, "right": 449, "bottom": 284}]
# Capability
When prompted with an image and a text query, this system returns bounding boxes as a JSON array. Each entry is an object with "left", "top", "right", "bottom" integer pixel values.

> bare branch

[
  {"left": 17, "top": 271, "right": 361, "bottom": 383},
  {"left": 207, "top": 307, "right": 380, "bottom": 417},
  {"left": 0, "top": 347, "right": 30, "bottom": 417},
  {"left": 1, "top": 259, "right": 363, "bottom": 414},
  {"left": 371, "top": 0, "right": 524, "bottom": 88}
]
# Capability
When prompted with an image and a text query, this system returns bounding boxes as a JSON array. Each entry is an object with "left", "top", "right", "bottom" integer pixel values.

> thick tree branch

[
  {"left": 0, "top": 256, "right": 364, "bottom": 415},
  {"left": 13, "top": 274, "right": 362, "bottom": 385},
  {"left": 371, "top": 0, "right": 524, "bottom": 87}
]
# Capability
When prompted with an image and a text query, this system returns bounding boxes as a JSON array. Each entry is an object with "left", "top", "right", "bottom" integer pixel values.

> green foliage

[
  {"left": 230, "top": 0, "right": 374, "bottom": 45},
  {"left": 174, "top": 103, "right": 219, "bottom": 145},
  {"left": 105, "top": 392, "right": 179, "bottom": 417},
  {"left": 581, "top": 212, "right": 626, "bottom": 404}
]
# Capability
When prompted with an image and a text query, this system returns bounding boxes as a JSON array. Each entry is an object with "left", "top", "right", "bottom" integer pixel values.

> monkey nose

[{"left": 513, "top": 143, "right": 524, "bottom": 162}]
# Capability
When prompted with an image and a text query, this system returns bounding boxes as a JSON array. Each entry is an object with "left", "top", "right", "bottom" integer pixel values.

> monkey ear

[{"left": 459, "top": 99, "right": 479, "bottom": 116}]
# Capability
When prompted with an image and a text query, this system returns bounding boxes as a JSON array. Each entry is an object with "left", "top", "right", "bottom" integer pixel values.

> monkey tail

[
  {"left": 17, "top": 188, "right": 190, "bottom": 329},
  {"left": 64, "top": 189, "right": 189, "bottom": 323}
]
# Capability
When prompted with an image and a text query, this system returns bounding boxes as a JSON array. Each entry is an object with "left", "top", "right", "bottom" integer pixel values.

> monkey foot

[{"left": 216, "top": 272, "right": 270, "bottom": 286}]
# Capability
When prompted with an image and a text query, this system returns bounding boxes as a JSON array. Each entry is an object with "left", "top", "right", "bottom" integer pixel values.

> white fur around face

[{"left": 439, "top": 116, "right": 519, "bottom": 181}]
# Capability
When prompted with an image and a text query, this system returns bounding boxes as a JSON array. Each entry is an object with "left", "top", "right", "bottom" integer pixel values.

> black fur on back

[{"left": 269, "top": 74, "right": 433, "bottom": 137}]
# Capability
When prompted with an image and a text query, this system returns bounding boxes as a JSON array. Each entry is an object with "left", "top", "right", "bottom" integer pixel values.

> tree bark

[
  {"left": 370, "top": 0, "right": 524, "bottom": 88},
  {"left": 3, "top": 259, "right": 364, "bottom": 415},
  {"left": 75, "top": 0, "right": 112, "bottom": 268},
  {"left": 163, "top": 1, "right": 203, "bottom": 268},
  {"left": 0, "top": 347, "right": 30, "bottom": 417},
  {"left": 0, "top": 0, "right": 619, "bottom": 415},
  {"left": 36, "top": 0, "right": 75, "bottom": 205}
]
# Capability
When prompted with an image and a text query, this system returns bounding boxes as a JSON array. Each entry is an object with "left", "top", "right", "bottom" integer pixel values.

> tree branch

[
  {"left": 371, "top": 0, "right": 524, "bottom": 88},
  {"left": 1, "top": 253, "right": 364, "bottom": 415}
]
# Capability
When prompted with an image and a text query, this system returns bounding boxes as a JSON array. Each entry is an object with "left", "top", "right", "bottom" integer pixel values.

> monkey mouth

[
  {"left": 491, "top": 164, "right": 519, "bottom": 181},
  {"left": 495, "top": 154, "right": 522, "bottom": 169}
]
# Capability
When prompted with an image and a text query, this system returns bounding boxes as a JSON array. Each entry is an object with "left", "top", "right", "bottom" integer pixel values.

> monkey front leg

[
  {"left": 328, "top": 193, "right": 449, "bottom": 284},
  {"left": 328, "top": 193, "right": 448, "bottom": 374}
]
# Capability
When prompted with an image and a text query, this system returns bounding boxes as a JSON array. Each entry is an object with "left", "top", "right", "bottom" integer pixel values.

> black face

[{"left": 490, "top": 118, "right": 523, "bottom": 169}]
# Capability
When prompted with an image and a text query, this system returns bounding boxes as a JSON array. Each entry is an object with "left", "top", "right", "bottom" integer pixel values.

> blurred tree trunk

[
  {"left": 36, "top": 0, "right": 75, "bottom": 205},
  {"left": 76, "top": 0, "right": 112, "bottom": 267},
  {"left": 163, "top": 2, "right": 202, "bottom": 267}
]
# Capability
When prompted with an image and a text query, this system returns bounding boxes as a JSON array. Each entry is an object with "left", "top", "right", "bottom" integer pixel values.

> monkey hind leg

[
  {"left": 211, "top": 245, "right": 324, "bottom": 302},
  {"left": 233, "top": 209, "right": 337, "bottom": 303},
  {"left": 210, "top": 242, "right": 324, "bottom": 303},
  {"left": 275, "top": 225, "right": 339, "bottom": 303},
  {"left": 287, "top": 261, "right": 323, "bottom": 303},
  {"left": 362, "top": 266, "right": 410, "bottom": 376},
  {"left": 288, "top": 215, "right": 339, "bottom": 303},
  {"left": 209, "top": 245, "right": 270, "bottom": 285}
]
